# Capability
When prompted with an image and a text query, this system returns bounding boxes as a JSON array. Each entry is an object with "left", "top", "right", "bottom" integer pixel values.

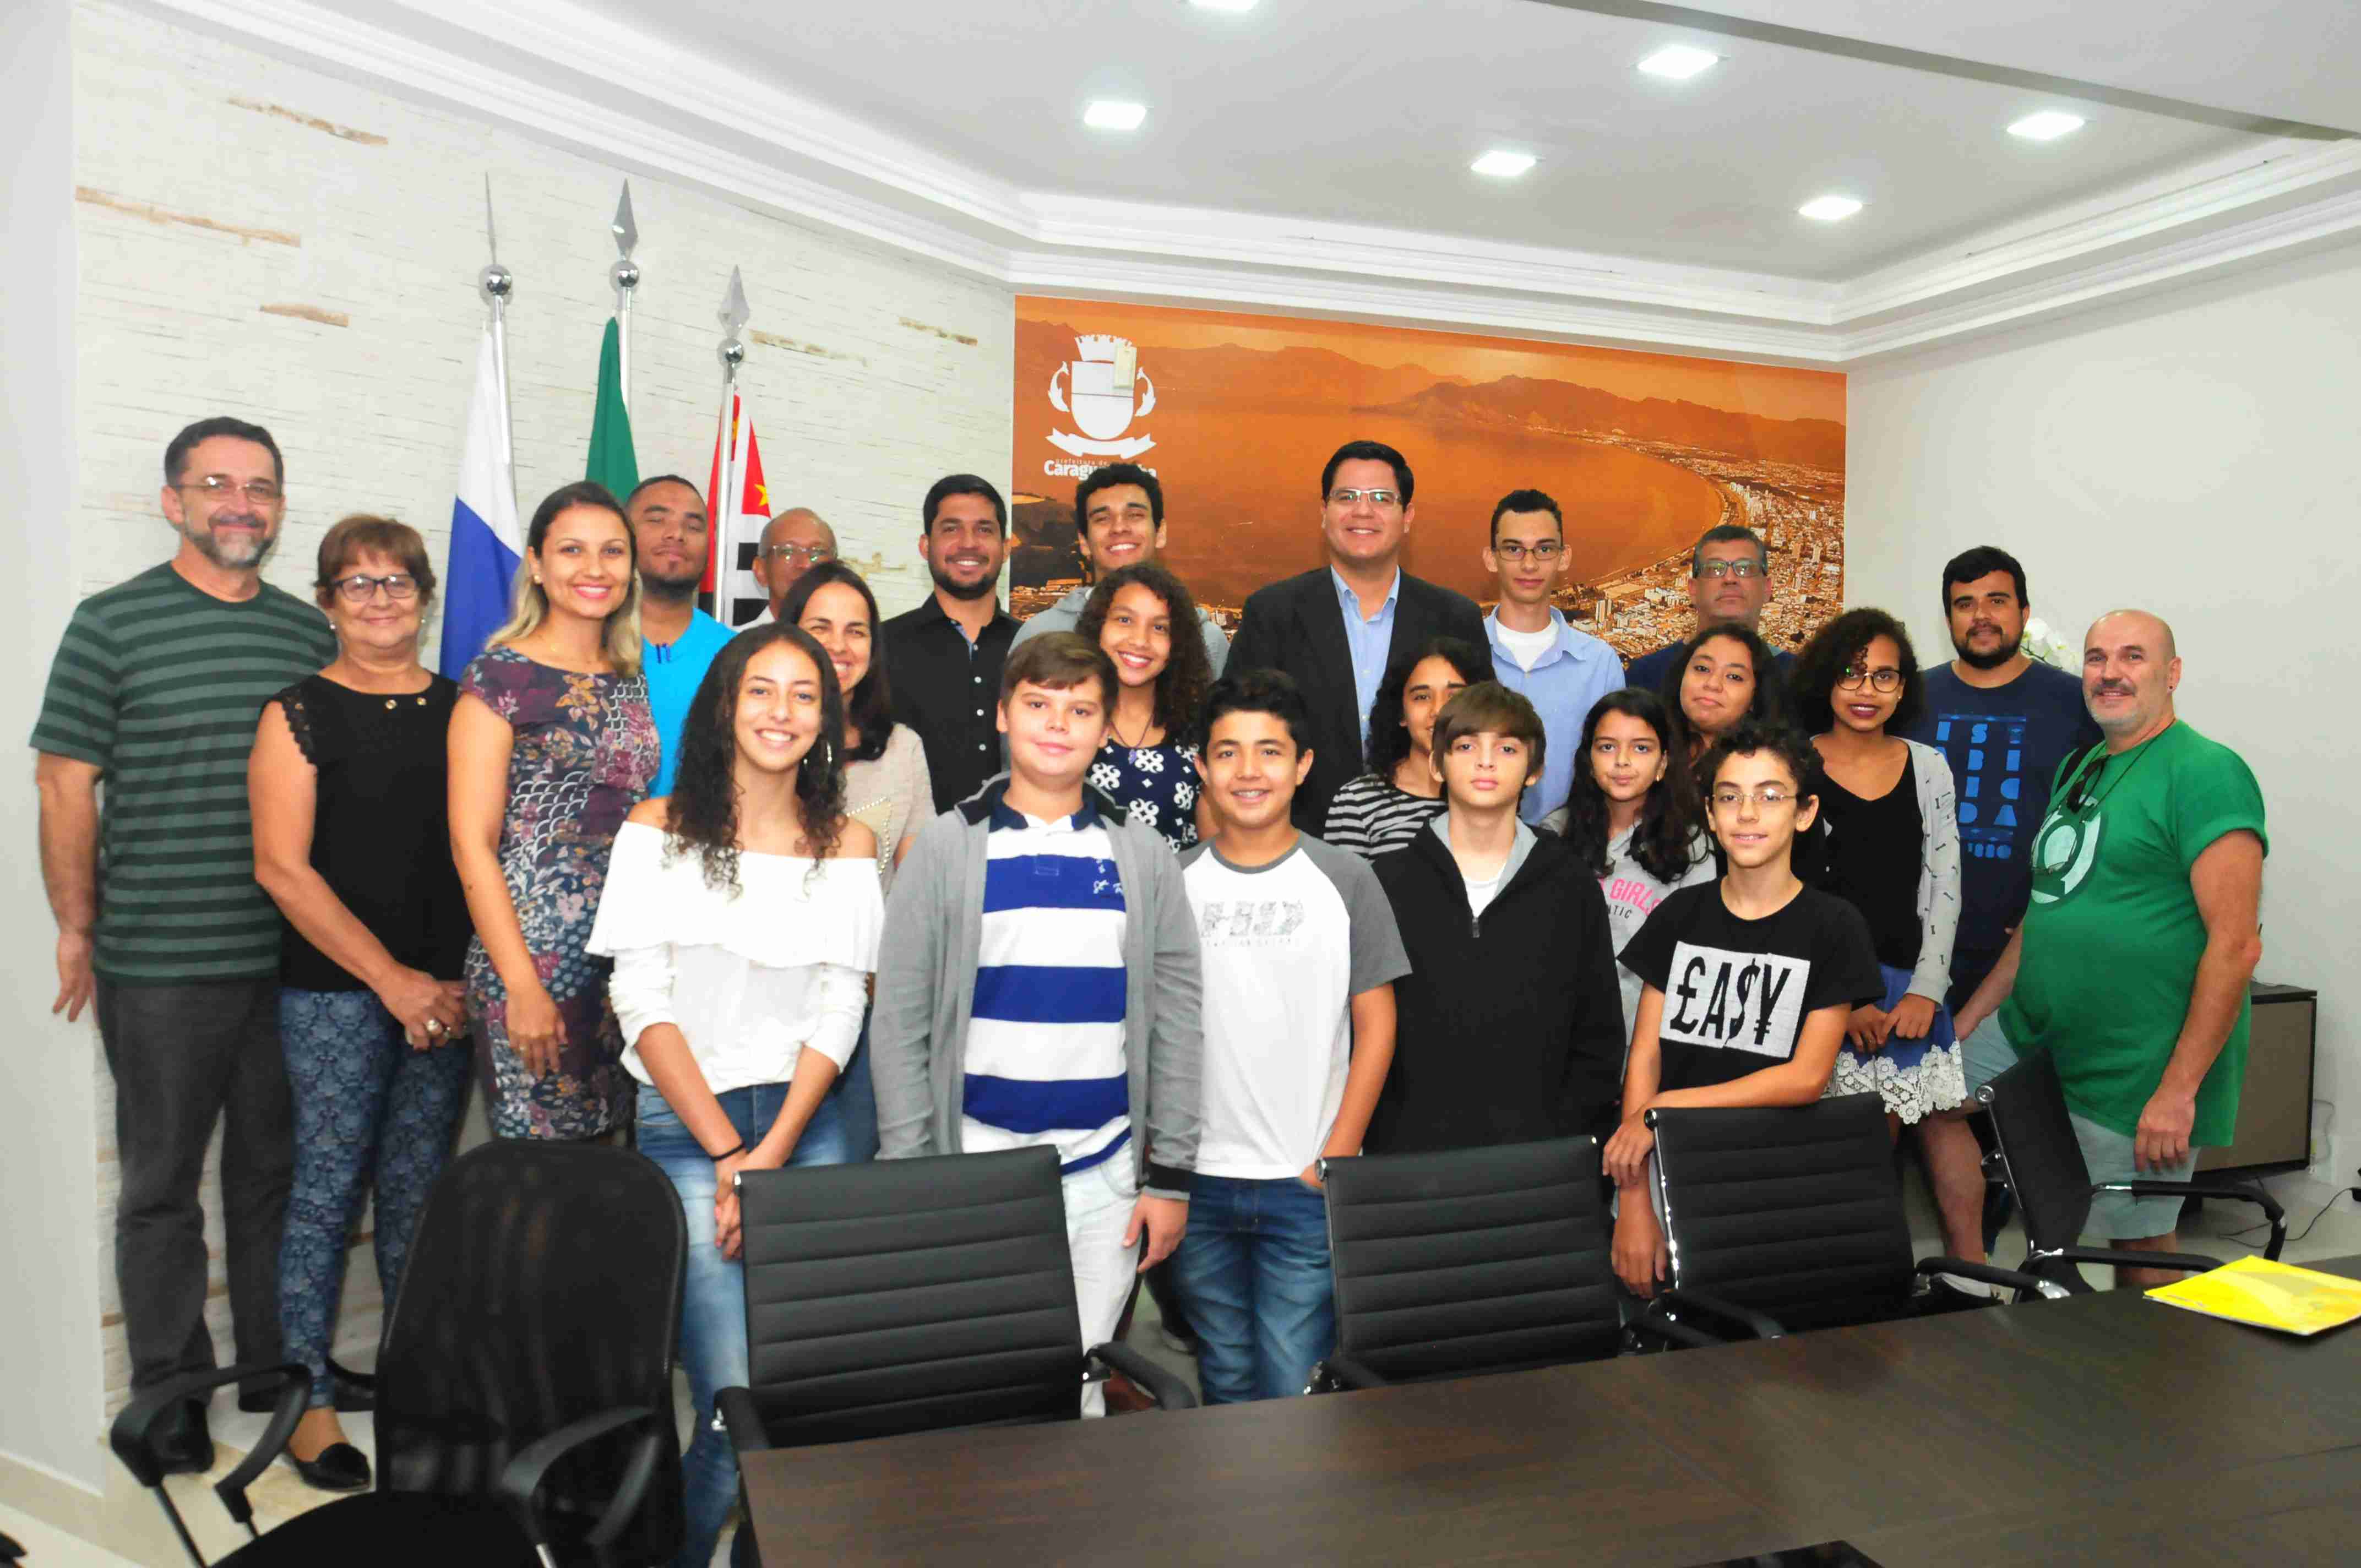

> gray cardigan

[{"left": 869, "top": 775, "right": 1204, "bottom": 1199}]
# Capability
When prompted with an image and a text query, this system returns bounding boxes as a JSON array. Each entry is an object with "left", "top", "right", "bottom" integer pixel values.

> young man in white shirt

[{"left": 1172, "top": 669, "right": 1408, "bottom": 1403}]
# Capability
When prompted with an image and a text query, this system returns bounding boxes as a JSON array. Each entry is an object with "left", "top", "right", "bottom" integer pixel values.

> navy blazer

[{"left": 1228, "top": 567, "right": 1488, "bottom": 832}]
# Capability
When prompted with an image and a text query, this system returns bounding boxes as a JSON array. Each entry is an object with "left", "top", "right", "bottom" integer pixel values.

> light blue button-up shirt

[
  {"left": 1331, "top": 565, "right": 1401, "bottom": 750},
  {"left": 1486, "top": 607, "right": 1626, "bottom": 825}
]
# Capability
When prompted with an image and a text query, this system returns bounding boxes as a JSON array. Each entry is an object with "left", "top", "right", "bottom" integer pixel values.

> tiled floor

[{"left": 24, "top": 1166, "right": 2359, "bottom": 1566}]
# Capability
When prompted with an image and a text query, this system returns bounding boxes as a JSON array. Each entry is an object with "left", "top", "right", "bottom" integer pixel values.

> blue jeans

[
  {"left": 829, "top": 1010, "right": 879, "bottom": 1163},
  {"left": 638, "top": 1080, "right": 851, "bottom": 1568},
  {"left": 1168, "top": 1174, "right": 1335, "bottom": 1404},
  {"left": 277, "top": 988, "right": 470, "bottom": 1408}
]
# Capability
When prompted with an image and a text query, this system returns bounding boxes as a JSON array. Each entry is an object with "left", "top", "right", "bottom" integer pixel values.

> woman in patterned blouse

[
  {"left": 448, "top": 481, "right": 660, "bottom": 1141},
  {"left": 1074, "top": 563, "right": 1216, "bottom": 851}
]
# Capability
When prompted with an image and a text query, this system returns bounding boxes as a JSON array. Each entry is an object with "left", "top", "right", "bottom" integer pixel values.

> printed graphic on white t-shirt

[{"left": 1657, "top": 941, "right": 1810, "bottom": 1060}]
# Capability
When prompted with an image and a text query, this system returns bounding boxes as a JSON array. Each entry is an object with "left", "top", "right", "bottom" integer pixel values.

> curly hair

[
  {"left": 1659, "top": 623, "right": 1785, "bottom": 756},
  {"left": 1789, "top": 606, "right": 1924, "bottom": 736},
  {"left": 777, "top": 561, "right": 894, "bottom": 764},
  {"left": 1559, "top": 688, "right": 1706, "bottom": 885},
  {"left": 1074, "top": 563, "right": 1214, "bottom": 738},
  {"left": 1700, "top": 718, "right": 1819, "bottom": 803},
  {"left": 1364, "top": 635, "right": 1494, "bottom": 776},
  {"left": 662, "top": 622, "right": 848, "bottom": 894}
]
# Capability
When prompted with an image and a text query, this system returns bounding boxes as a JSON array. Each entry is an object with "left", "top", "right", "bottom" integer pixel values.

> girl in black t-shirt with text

[{"left": 1603, "top": 721, "right": 1883, "bottom": 1298}]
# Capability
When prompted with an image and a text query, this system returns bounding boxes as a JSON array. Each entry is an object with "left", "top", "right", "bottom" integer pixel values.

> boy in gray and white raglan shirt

[{"left": 1170, "top": 670, "right": 1408, "bottom": 1404}]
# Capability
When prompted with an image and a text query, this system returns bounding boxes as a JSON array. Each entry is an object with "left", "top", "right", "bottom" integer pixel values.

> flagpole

[
  {"left": 480, "top": 174, "right": 515, "bottom": 490},
  {"left": 710, "top": 266, "right": 750, "bottom": 619},
  {"left": 610, "top": 181, "right": 639, "bottom": 416}
]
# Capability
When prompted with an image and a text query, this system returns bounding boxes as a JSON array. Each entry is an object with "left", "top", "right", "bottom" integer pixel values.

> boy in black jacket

[{"left": 1364, "top": 683, "right": 1625, "bottom": 1152}]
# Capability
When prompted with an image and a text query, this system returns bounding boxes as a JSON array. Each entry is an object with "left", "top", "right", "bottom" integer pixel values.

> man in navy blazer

[{"left": 1229, "top": 439, "right": 1488, "bottom": 832}]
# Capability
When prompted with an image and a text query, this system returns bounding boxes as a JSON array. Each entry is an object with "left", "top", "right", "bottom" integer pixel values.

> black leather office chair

[
  {"left": 1308, "top": 1135, "right": 1760, "bottom": 1390},
  {"left": 109, "top": 1141, "right": 687, "bottom": 1567},
  {"left": 1642, "top": 1093, "right": 2059, "bottom": 1341},
  {"left": 1979, "top": 1050, "right": 2285, "bottom": 1294},
  {"left": 719, "top": 1147, "right": 1190, "bottom": 1464}
]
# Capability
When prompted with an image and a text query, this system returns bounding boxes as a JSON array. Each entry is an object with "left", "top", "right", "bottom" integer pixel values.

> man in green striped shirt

[{"left": 33, "top": 416, "right": 336, "bottom": 1471}]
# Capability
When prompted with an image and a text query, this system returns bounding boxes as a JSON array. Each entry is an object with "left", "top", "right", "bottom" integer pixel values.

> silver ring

[{"left": 427, "top": 1019, "right": 444, "bottom": 1034}]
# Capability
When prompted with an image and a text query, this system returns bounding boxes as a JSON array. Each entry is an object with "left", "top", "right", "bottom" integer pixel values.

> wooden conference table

[{"left": 741, "top": 1255, "right": 2361, "bottom": 1566}]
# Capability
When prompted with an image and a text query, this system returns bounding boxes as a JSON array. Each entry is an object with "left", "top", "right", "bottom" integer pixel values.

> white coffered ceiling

[{"left": 143, "top": 0, "right": 2361, "bottom": 364}]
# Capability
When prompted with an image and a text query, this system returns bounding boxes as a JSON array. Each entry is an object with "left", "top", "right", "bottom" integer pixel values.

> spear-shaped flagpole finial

[
  {"left": 610, "top": 180, "right": 639, "bottom": 290},
  {"left": 478, "top": 172, "right": 513, "bottom": 306},
  {"left": 717, "top": 265, "right": 749, "bottom": 377}
]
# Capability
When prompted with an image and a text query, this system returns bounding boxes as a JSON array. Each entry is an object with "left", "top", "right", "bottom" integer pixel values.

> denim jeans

[
  {"left": 278, "top": 988, "right": 471, "bottom": 1407},
  {"left": 828, "top": 1010, "right": 879, "bottom": 1163},
  {"left": 1168, "top": 1174, "right": 1335, "bottom": 1404},
  {"left": 96, "top": 977, "right": 291, "bottom": 1397},
  {"left": 638, "top": 1080, "right": 851, "bottom": 1568}
]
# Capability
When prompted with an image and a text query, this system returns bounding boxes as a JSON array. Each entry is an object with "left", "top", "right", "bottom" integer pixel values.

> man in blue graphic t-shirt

[
  {"left": 1895, "top": 545, "right": 2101, "bottom": 1288},
  {"left": 1898, "top": 547, "right": 2102, "bottom": 1010}
]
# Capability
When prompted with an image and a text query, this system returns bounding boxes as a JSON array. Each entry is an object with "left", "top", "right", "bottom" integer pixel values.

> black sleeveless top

[
  {"left": 273, "top": 674, "right": 473, "bottom": 990},
  {"left": 1812, "top": 750, "right": 1923, "bottom": 974}
]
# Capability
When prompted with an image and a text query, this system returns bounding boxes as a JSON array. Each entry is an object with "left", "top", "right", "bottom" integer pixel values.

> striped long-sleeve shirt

[
  {"left": 30, "top": 563, "right": 337, "bottom": 983},
  {"left": 959, "top": 797, "right": 1131, "bottom": 1175}
]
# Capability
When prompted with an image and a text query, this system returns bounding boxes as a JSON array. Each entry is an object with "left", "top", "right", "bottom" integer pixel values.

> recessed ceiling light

[
  {"left": 1798, "top": 194, "right": 1864, "bottom": 221},
  {"left": 1083, "top": 100, "right": 1147, "bottom": 132},
  {"left": 1638, "top": 45, "right": 1720, "bottom": 80},
  {"left": 1190, "top": 0, "right": 1260, "bottom": 12},
  {"left": 2008, "top": 110, "right": 2087, "bottom": 141},
  {"left": 1471, "top": 150, "right": 1537, "bottom": 178}
]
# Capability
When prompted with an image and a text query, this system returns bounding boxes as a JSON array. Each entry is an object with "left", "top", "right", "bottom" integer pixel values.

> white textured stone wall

[{"left": 72, "top": 0, "right": 1012, "bottom": 1410}]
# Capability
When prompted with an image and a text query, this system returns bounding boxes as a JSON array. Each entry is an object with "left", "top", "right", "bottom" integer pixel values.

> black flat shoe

[
  {"left": 285, "top": 1441, "right": 371, "bottom": 1493},
  {"left": 152, "top": 1400, "right": 214, "bottom": 1476}
]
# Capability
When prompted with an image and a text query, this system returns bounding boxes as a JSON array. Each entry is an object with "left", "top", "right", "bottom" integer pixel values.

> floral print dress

[
  {"left": 1086, "top": 736, "right": 1200, "bottom": 852},
  {"left": 459, "top": 647, "right": 659, "bottom": 1139}
]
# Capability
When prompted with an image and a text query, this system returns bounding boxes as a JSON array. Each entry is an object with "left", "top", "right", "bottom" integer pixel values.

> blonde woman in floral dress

[{"left": 449, "top": 481, "right": 660, "bottom": 1139}]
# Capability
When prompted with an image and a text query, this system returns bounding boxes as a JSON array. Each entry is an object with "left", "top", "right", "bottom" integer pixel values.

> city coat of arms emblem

[{"left": 1048, "top": 334, "right": 1157, "bottom": 459}]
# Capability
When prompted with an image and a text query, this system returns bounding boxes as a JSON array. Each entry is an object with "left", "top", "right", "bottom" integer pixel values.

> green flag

[{"left": 586, "top": 317, "right": 638, "bottom": 500}]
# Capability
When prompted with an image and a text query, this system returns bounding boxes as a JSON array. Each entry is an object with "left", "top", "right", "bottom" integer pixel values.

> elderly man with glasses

[
  {"left": 1624, "top": 523, "right": 1797, "bottom": 699},
  {"left": 32, "top": 416, "right": 339, "bottom": 1476},
  {"left": 748, "top": 505, "right": 839, "bottom": 626}
]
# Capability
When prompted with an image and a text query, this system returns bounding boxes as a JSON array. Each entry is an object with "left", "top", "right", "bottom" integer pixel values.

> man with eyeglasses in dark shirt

[
  {"left": 1624, "top": 523, "right": 1796, "bottom": 698},
  {"left": 1230, "top": 439, "right": 1486, "bottom": 833},
  {"left": 1480, "top": 489, "right": 1622, "bottom": 825}
]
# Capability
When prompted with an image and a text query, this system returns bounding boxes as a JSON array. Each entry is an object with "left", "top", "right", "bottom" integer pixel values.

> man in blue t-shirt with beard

[{"left": 1895, "top": 545, "right": 2100, "bottom": 1287}]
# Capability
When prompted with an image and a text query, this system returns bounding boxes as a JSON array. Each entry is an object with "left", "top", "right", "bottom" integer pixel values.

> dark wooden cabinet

[{"left": 2197, "top": 981, "right": 2316, "bottom": 1177}]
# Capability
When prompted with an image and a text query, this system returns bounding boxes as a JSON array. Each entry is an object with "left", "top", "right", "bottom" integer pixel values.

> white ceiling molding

[{"left": 138, "top": 0, "right": 2361, "bottom": 367}]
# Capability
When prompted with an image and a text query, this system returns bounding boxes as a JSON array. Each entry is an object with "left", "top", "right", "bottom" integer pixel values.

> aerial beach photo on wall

[{"left": 1013, "top": 297, "right": 1847, "bottom": 662}]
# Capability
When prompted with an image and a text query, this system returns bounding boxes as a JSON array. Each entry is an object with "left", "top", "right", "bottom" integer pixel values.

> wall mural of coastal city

[{"left": 1011, "top": 298, "right": 1847, "bottom": 661}]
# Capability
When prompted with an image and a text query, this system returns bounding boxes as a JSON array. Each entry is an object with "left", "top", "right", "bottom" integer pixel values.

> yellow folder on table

[{"left": 2146, "top": 1255, "right": 2361, "bottom": 1335}]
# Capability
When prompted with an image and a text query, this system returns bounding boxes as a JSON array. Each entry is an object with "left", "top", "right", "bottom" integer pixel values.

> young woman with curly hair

[
  {"left": 585, "top": 622, "right": 881, "bottom": 1568},
  {"left": 1074, "top": 562, "right": 1218, "bottom": 850},
  {"left": 1659, "top": 622, "right": 1785, "bottom": 763},
  {"left": 1320, "top": 635, "right": 1493, "bottom": 857}
]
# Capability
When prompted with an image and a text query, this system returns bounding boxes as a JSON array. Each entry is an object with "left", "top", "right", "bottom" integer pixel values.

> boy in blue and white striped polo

[{"left": 872, "top": 633, "right": 1205, "bottom": 1416}]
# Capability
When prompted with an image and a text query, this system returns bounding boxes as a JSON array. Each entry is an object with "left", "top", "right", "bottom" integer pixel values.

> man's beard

[
  {"left": 930, "top": 562, "right": 999, "bottom": 601},
  {"left": 1954, "top": 628, "right": 2017, "bottom": 670},
  {"left": 181, "top": 516, "right": 274, "bottom": 569},
  {"left": 640, "top": 567, "right": 699, "bottom": 603}
]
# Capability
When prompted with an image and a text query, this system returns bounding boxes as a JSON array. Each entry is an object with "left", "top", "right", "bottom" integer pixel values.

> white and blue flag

[{"left": 438, "top": 327, "right": 523, "bottom": 679}]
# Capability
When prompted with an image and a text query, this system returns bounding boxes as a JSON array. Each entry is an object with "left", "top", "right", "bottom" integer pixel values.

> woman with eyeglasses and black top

[
  {"left": 1791, "top": 609, "right": 1966, "bottom": 1132},
  {"left": 248, "top": 516, "right": 473, "bottom": 1493}
]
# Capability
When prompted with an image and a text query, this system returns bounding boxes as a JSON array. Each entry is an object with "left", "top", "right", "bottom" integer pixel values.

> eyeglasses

[
  {"left": 762, "top": 542, "right": 835, "bottom": 566},
  {"left": 1695, "top": 559, "right": 1765, "bottom": 579},
  {"left": 178, "top": 475, "right": 284, "bottom": 506},
  {"left": 1492, "top": 541, "right": 1563, "bottom": 563},
  {"left": 327, "top": 573, "right": 418, "bottom": 603},
  {"left": 1837, "top": 665, "right": 1903, "bottom": 693},
  {"left": 1710, "top": 786, "right": 1797, "bottom": 811},
  {"left": 1327, "top": 488, "right": 1402, "bottom": 509}
]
